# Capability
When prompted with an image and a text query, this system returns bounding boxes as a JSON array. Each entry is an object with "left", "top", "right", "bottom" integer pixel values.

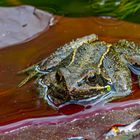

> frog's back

[
  {"left": 114, "top": 39, "right": 140, "bottom": 56},
  {"left": 68, "top": 41, "right": 110, "bottom": 69}
]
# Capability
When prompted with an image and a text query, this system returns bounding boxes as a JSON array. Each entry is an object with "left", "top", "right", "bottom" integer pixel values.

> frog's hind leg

[
  {"left": 18, "top": 70, "right": 39, "bottom": 87},
  {"left": 18, "top": 64, "right": 38, "bottom": 74},
  {"left": 128, "top": 63, "right": 140, "bottom": 75},
  {"left": 18, "top": 65, "right": 41, "bottom": 87}
]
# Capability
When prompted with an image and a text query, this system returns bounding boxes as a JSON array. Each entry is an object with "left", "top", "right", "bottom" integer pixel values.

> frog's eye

[
  {"left": 87, "top": 75, "right": 97, "bottom": 82},
  {"left": 56, "top": 72, "right": 63, "bottom": 82}
]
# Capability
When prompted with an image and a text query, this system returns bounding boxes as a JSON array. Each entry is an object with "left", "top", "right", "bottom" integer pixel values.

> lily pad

[{"left": 0, "top": 5, "right": 54, "bottom": 49}]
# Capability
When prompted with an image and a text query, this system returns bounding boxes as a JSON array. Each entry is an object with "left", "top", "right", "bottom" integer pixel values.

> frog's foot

[
  {"left": 128, "top": 63, "right": 140, "bottom": 75},
  {"left": 18, "top": 65, "right": 51, "bottom": 87},
  {"left": 18, "top": 70, "right": 39, "bottom": 87},
  {"left": 18, "top": 64, "right": 38, "bottom": 74}
]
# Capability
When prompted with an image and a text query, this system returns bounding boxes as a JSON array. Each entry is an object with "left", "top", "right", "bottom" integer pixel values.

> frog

[{"left": 18, "top": 34, "right": 140, "bottom": 109}]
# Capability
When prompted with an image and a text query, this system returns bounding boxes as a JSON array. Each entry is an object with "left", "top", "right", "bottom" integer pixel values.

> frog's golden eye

[{"left": 56, "top": 72, "right": 62, "bottom": 82}]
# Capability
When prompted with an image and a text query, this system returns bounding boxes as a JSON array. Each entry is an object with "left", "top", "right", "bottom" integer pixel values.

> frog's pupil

[{"left": 88, "top": 75, "right": 96, "bottom": 82}]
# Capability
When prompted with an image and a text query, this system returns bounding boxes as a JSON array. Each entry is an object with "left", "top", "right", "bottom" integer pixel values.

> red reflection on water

[{"left": 58, "top": 104, "right": 85, "bottom": 115}]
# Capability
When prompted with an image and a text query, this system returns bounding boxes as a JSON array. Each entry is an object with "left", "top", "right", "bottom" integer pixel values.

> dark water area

[{"left": 0, "top": 16, "right": 140, "bottom": 128}]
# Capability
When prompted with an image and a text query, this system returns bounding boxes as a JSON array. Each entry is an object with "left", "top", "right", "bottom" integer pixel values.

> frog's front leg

[
  {"left": 18, "top": 34, "right": 98, "bottom": 87},
  {"left": 37, "top": 78, "right": 58, "bottom": 109}
]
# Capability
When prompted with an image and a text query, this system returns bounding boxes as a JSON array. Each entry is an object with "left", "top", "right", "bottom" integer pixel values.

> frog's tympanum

[{"left": 19, "top": 34, "right": 140, "bottom": 109}]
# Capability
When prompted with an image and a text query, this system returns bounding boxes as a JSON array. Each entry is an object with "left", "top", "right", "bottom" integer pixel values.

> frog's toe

[
  {"left": 18, "top": 70, "right": 39, "bottom": 87},
  {"left": 18, "top": 65, "right": 38, "bottom": 74},
  {"left": 18, "top": 65, "right": 52, "bottom": 87},
  {"left": 128, "top": 63, "right": 140, "bottom": 75},
  {"left": 18, "top": 65, "right": 40, "bottom": 87}
]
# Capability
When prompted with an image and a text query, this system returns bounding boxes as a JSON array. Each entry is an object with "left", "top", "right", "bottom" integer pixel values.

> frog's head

[{"left": 39, "top": 66, "right": 112, "bottom": 105}]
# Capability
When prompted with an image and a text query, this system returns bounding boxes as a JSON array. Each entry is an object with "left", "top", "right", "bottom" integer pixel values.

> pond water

[{"left": 0, "top": 16, "right": 140, "bottom": 127}]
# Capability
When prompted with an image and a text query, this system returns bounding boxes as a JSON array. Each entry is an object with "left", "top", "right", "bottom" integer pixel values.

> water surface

[{"left": 0, "top": 16, "right": 140, "bottom": 126}]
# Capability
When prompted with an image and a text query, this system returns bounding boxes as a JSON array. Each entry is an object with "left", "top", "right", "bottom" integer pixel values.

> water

[{"left": 0, "top": 16, "right": 140, "bottom": 139}]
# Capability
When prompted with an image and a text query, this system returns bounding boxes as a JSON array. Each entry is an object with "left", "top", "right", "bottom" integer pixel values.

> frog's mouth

[{"left": 57, "top": 82, "right": 115, "bottom": 109}]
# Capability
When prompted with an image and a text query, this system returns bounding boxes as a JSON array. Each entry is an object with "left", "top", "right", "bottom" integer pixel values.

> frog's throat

[{"left": 97, "top": 43, "right": 112, "bottom": 74}]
